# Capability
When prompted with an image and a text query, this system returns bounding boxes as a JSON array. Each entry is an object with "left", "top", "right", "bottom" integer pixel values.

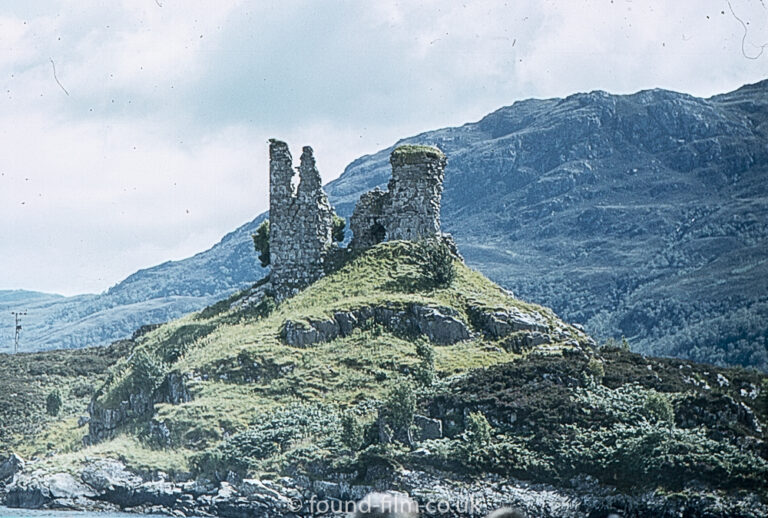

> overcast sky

[{"left": 1, "top": 0, "right": 766, "bottom": 296}]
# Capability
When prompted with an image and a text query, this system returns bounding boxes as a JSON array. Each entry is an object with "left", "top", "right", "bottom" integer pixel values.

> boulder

[
  {"left": 470, "top": 306, "right": 549, "bottom": 338},
  {"left": 0, "top": 453, "right": 25, "bottom": 482},
  {"left": 410, "top": 306, "right": 471, "bottom": 345},
  {"left": 47, "top": 473, "right": 97, "bottom": 500},
  {"left": 413, "top": 415, "right": 443, "bottom": 442},
  {"left": 81, "top": 458, "right": 142, "bottom": 494},
  {"left": 5, "top": 474, "right": 50, "bottom": 509}
]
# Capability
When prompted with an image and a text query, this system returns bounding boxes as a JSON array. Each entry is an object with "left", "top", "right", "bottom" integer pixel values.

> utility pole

[{"left": 11, "top": 311, "right": 26, "bottom": 354}]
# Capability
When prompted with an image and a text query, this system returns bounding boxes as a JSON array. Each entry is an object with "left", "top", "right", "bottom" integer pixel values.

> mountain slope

[{"left": 7, "top": 80, "right": 768, "bottom": 371}]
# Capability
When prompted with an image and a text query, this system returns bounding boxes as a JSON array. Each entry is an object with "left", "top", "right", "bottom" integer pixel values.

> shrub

[
  {"left": 382, "top": 383, "right": 416, "bottom": 437},
  {"left": 71, "top": 380, "right": 95, "bottom": 398},
  {"left": 332, "top": 214, "right": 346, "bottom": 242},
  {"left": 46, "top": 388, "right": 63, "bottom": 416},
  {"left": 252, "top": 219, "right": 270, "bottom": 267},
  {"left": 341, "top": 412, "right": 364, "bottom": 451},
  {"left": 418, "top": 239, "right": 455, "bottom": 288},
  {"left": 460, "top": 412, "right": 492, "bottom": 465},
  {"left": 586, "top": 358, "right": 605, "bottom": 382},
  {"left": 194, "top": 403, "right": 341, "bottom": 477},
  {"left": 415, "top": 341, "right": 435, "bottom": 386},
  {"left": 128, "top": 349, "right": 166, "bottom": 393},
  {"left": 643, "top": 392, "right": 674, "bottom": 423}
]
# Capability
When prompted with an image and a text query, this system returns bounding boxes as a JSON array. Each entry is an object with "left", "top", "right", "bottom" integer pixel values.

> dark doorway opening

[{"left": 371, "top": 223, "right": 386, "bottom": 244}]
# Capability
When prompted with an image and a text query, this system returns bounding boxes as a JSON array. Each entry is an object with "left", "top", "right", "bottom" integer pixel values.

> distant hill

[{"left": 5, "top": 80, "right": 767, "bottom": 370}]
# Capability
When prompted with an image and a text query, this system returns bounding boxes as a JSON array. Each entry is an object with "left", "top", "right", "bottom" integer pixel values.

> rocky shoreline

[{"left": 1, "top": 455, "right": 766, "bottom": 517}]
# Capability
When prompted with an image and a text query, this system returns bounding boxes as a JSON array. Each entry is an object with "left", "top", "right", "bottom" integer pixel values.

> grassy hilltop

[{"left": 3, "top": 240, "right": 767, "bottom": 508}]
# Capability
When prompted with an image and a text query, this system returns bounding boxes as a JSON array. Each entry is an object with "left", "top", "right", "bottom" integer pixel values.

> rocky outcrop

[
  {"left": 3, "top": 458, "right": 765, "bottom": 518},
  {"left": 0, "top": 453, "right": 24, "bottom": 483},
  {"left": 282, "top": 304, "right": 472, "bottom": 347},
  {"left": 468, "top": 305, "right": 549, "bottom": 338},
  {"left": 5, "top": 472, "right": 97, "bottom": 510},
  {"left": 86, "top": 371, "right": 192, "bottom": 444}
]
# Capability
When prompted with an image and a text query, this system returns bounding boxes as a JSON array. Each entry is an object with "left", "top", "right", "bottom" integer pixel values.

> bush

[
  {"left": 46, "top": 389, "right": 63, "bottom": 416},
  {"left": 71, "top": 380, "right": 95, "bottom": 398},
  {"left": 194, "top": 403, "right": 342, "bottom": 477},
  {"left": 644, "top": 392, "right": 674, "bottom": 423},
  {"left": 415, "top": 341, "right": 435, "bottom": 386},
  {"left": 332, "top": 214, "right": 346, "bottom": 242},
  {"left": 381, "top": 383, "right": 416, "bottom": 438},
  {"left": 252, "top": 219, "right": 270, "bottom": 267},
  {"left": 418, "top": 239, "right": 455, "bottom": 288},
  {"left": 128, "top": 349, "right": 166, "bottom": 393},
  {"left": 341, "top": 412, "right": 364, "bottom": 451},
  {"left": 460, "top": 412, "right": 492, "bottom": 465},
  {"left": 586, "top": 358, "right": 605, "bottom": 382}
]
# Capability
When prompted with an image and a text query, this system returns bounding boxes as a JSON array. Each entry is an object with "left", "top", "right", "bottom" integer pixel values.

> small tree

[
  {"left": 383, "top": 383, "right": 416, "bottom": 434},
  {"left": 332, "top": 214, "right": 346, "bottom": 243},
  {"left": 340, "top": 411, "right": 364, "bottom": 451},
  {"left": 252, "top": 219, "right": 270, "bottom": 267},
  {"left": 586, "top": 358, "right": 605, "bottom": 382},
  {"left": 419, "top": 239, "right": 455, "bottom": 288},
  {"left": 415, "top": 341, "right": 435, "bottom": 387},
  {"left": 461, "top": 411, "right": 492, "bottom": 465},
  {"left": 46, "top": 388, "right": 63, "bottom": 416}
]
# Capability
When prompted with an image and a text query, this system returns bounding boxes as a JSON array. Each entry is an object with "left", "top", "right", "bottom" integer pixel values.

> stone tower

[
  {"left": 350, "top": 145, "right": 446, "bottom": 248},
  {"left": 268, "top": 139, "right": 334, "bottom": 300}
]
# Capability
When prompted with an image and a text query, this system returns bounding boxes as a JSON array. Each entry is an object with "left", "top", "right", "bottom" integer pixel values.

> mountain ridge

[{"left": 4, "top": 80, "right": 767, "bottom": 371}]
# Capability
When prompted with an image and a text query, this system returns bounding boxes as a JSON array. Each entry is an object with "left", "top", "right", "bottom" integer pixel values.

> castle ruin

[
  {"left": 349, "top": 145, "right": 446, "bottom": 249},
  {"left": 268, "top": 140, "right": 335, "bottom": 299},
  {"left": 267, "top": 140, "right": 446, "bottom": 300}
]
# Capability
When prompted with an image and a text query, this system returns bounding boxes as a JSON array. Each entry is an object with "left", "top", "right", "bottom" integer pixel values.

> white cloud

[{"left": 0, "top": 0, "right": 766, "bottom": 295}]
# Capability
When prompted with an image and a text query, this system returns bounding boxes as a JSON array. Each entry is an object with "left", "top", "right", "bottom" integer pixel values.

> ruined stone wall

[
  {"left": 268, "top": 139, "right": 334, "bottom": 300},
  {"left": 350, "top": 145, "right": 446, "bottom": 249}
]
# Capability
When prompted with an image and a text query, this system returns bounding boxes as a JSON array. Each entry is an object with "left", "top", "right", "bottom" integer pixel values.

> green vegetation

[
  {"left": 7, "top": 240, "right": 766, "bottom": 503},
  {"left": 459, "top": 412, "right": 492, "bottom": 465},
  {"left": 382, "top": 383, "right": 416, "bottom": 437},
  {"left": 414, "top": 340, "right": 435, "bottom": 387},
  {"left": 252, "top": 219, "right": 270, "bottom": 267},
  {"left": 340, "top": 411, "right": 364, "bottom": 451},
  {"left": 332, "top": 214, "right": 346, "bottom": 242},
  {"left": 391, "top": 144, "right": 445, "bottom": 161},
  {"left": 418, "top": 238, "right": 456, "bottom": 288},
  {"left": 45, "top": 389, "right": 63, "bottom": 417},
  {"left": 0, "top": 340, "right": 131, "bottom": 455}
]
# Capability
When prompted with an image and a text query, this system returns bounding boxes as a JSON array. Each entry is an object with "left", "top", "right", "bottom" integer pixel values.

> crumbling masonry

[
  {"left": 349, "top": 145, "right": 446, "bottom": 249},
  {"left": 267, "top": 141, "right": 446, "bottom": 300},
  {"left": 268, "top": 139, "right": 335, "bottom": 300}
]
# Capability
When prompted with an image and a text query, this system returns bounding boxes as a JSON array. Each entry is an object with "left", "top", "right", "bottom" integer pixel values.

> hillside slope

[
  {"left": 7, "top": 80, "right": 767, "bottom": 371},
  {"left": 3, "top": 241, "right": 766, "bottom": 517}
]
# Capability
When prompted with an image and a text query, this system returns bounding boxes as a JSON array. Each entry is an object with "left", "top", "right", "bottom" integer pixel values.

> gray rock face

[
  {"left": 282, "top": 304, "right": 472, "bottom": 347},
  {"left": 268, "top": 140, "right": 336, "bottom": 301},
  {"left": 47, "top": 473, "right": 97, "bottom": 500},
  {"left": 5, "top": 472, "right": 96, "bottom": 509},
  {"left": 413, "top": 415, "right": 443, "bottom": 442},
  {"left": 350, "top": 146, "right": 446, "bottom": 249},
  {"left": 80, "top": 459, "right": 142, "bottom": 494},
  {"left": 86, "top": 371, "right": 191, "bottom": 444},
  {"left": 0, "top": 453, "right": 24, "bottom": 482},
  {"left": 470, "top": 306, "right": 549, "bottom": 338}
]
